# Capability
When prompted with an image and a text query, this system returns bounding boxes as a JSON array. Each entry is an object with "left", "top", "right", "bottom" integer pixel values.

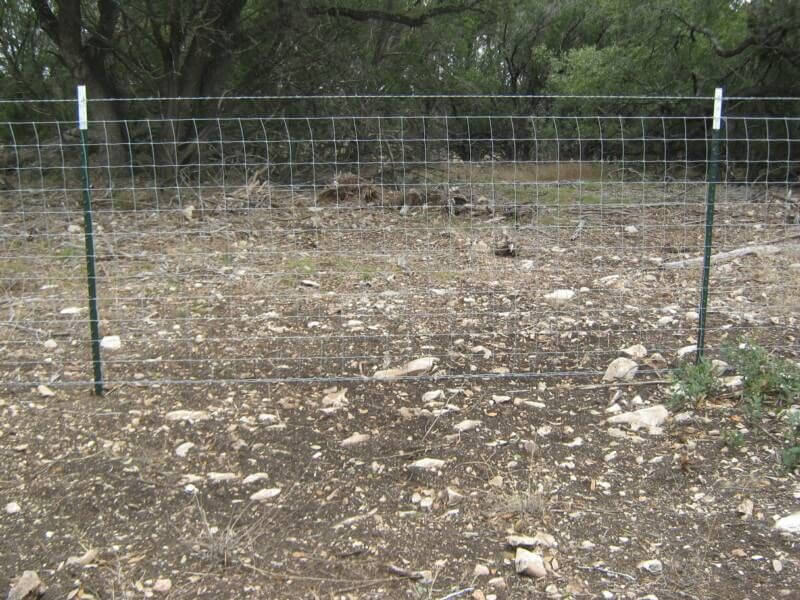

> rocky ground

[{"left": 2, "top": 182, "right": 800, "bottom": 599}]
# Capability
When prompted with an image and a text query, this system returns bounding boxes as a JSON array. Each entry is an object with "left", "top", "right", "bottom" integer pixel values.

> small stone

[
  {"left": 100, "top": 335, "right": 121, "bottom": 350},
  {"left": 374, "top": 357, "right": 437, "bottom": 379},
  {"left": 153, "top": 578, "right": 172, "bottom": 593},
  {"left": 515, "top": 548, "right": 546, "bottom": 578},
  {"left": 487, "top": 577, "right": 506, "bottom": 589},
  {"left": 544, "top": 289, "right": 576, "bottom": 304},
  {"left": 624, "top": 225, "right": 638, "bottom": 234},
  {"left": 637, "top": 559, "right": 663, "bottom": 574},
  {"left": 472, "top": 345, "right": 493, "bottom": 359},
  {"left": 580, "top": 540, "right": 596, "bottom": 550},
  {"left": 242, "top": 473, "right": 269, "bottom": 485},
  {"left": 422, "top": 390, "right": 444, "bottom": 402},
  {"left": 602, "top": 357, "right": 638, "bottom": 382},
  {"left": 602, "top": 592, "right": 614, "bottom": 599},
  {"left": 488, "top": 475, "right": 503, "bottom": 488},
  {"left": 207, "top": 472, "right": 237, "bottom": 483},
  {"left": 36, "top": 384, "right": 55, "bottom": 397},
  {"left": 474, "top": 564, "right": 490, "bottom": 577},
  {"left": 5, "top": 501, "right": 21, "bottom": 514},
  {"left": 685, "top": 311, "right": 699, "bottom": 322},
  {"left": 341, "top": 432, "right": 371, "bottom": 447},
  {"left": 43, "top": 339, "right": 57, "bottom": 350},
  {"left": 607, "top": 405, "right": 669, "bottom": 434},
  {"left": 175, "top": 442, "right": 194, "bottom": 457},
  {"left": 646, "top": 352, "right": 668, "bottom": 367},
  {"left": 454, "top": 419, "right": 482, "bottom": 433},
  {"left": 7, "top": 571, "right": 44, "bottom": 600},
  {"left": 676, "top": 344, "right": 697, "bottom": 359},
  {"left": 722, "top": 375, "right": 743, "bottom": 389},
  {"left": 773, "top": 559, "right": 783, "bottom": 573},
  {"left": 409, "top": 458, "right": 445, "bottom": 471},
  {"left": 507, "top": 531, "right": 558, "bottom": 549},
  {"left": 250, "top": 488, "right": 281, "bottom": 501},
  {"left": 165, "top": 410, "right": 210, "bottom": 423},
  {"left": 737, "top": 498, "right": 754, "bottom": 519},
  {"left": 446, "top": 487, "right": 464, "bottom": 505},
  {"left": 774, "top": 512, "right": 800, "bottom": 536},
  {"left": 622, "top": 344, "right": 647, "bottom": 360}
]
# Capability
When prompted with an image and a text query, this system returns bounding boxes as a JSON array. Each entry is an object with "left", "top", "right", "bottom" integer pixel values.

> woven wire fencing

[{"left": 1, "top": 95, "right": 799, "bottom": 391}]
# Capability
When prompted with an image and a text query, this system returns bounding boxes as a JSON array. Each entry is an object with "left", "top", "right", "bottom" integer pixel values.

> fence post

[
  {"left": 696, "top": 87, "right": 724, "bottom": 364},
  {"left": 77, "top": 85, "right": 104, "bottom": 395}
]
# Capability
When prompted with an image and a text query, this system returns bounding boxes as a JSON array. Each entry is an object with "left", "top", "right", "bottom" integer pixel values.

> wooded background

[{"left": 1, "top": 0, "right": 799, "bottom": 180}]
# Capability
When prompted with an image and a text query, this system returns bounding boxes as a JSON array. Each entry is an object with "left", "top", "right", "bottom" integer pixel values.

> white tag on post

[
  {"left": 77, "top": 85, "right": 88, "bottom": 131},
  {"left": 712, "top": 87, "right": 723, "bottom": 131}
]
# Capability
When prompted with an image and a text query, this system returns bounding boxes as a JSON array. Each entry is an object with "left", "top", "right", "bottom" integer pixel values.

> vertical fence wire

[{"left": 0, "top": 96, "right": 798, "bottom": 390}]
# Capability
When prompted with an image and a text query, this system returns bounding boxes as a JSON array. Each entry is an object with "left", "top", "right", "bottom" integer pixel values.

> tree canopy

[{"left": 1, "top": 0, "right": 798, "bottom": 121}]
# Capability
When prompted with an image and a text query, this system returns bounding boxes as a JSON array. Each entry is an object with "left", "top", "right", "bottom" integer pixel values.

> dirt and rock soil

[{"left": 2, "top": 178, "right": 800, "bottom": 599}]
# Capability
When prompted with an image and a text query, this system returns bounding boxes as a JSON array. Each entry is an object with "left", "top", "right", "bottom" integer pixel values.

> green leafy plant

[
  {"left": 721, "top": 428, "right": 745, "bottom": 451},
  {"left": 669, "top": 358, "right": 719, "bottom": 410},
  {"left": 723, "top": 341, "right": 800, "bottom": 471},
  {"left": 723, "top": 342, "right": 800, "bottom": 420},
  {"left": 781, "top": 411, "right": 800, "bottom": 471}
]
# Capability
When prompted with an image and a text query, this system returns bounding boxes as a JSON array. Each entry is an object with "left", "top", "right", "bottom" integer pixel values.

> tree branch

[
  {"left": 307, "top": 0, "right": 481, "bottom": 28},
  {"left": 29, "top": 0, "right": 60, "bottom": 45},
  {"left": 669, "top": 10, "right": 783, "bottom": 59}
]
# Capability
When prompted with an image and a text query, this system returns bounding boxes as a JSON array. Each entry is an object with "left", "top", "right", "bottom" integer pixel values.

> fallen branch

[{"left": 661, "top": 244, "right": 781, "bottom": 269}]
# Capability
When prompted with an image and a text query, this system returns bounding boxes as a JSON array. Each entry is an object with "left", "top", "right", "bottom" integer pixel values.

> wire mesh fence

[{"left": 1, "top": 94, "right": 799, "bottom": 391}]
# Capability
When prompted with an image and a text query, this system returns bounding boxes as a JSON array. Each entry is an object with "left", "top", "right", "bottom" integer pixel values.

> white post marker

[
  {"left": 712, "top": 87, "right": 723, "bottom": 131},
  {"left": 77, "top": 85, "right": 88, "bottom": 130}
]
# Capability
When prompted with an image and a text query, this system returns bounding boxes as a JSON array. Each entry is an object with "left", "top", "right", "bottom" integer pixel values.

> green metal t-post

[
  {"left": 696, "top": 88, "right": 724, "bottom": 364},
  {"left": 77, "top": 85, "right": 104, "bottom": 395}
]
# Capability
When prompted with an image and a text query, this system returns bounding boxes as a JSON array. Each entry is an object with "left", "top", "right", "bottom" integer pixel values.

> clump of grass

[
  {"left": 722, "top": 341, "right": 800, "bottom": 471},
  {"left": 669, "top": 357, "right": 719, "bottom": 410},
  {"left": 668, "top": 342, "right": 800, "bottom": 471},
  {"left": 723, "top": 342, "right": 800, "bottom": 418}
]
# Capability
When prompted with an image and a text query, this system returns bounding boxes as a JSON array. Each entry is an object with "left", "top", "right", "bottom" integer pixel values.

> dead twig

[{"left": 577, "top": 565, "right": 636, "bottom": 581}]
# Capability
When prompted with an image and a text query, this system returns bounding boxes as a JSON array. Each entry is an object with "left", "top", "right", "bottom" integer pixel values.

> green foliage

[
  {"left": 723, "top": 342, "right": 800, "bottom": 414},
  {"left": 721, "top": 427, "right": 745, "bottom": 451},
  {"left": 669, "top": 358, "right": 719, "bottom": 410},
  {"left": 722, "top": 341, "right": 800, "bottom": 471},
  {"left": 0, "top": 0, "right": 797, "bottom": 124},
  {"left": 780, "top": 411, "right": 800, "bottom": 471}
]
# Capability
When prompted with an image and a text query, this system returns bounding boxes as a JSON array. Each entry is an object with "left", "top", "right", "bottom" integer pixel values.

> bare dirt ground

[{"left": 2, "top": 177, "right": 800, "bottom": 599}]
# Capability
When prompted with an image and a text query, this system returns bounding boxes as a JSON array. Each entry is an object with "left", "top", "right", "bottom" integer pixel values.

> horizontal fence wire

[{"left": 1, "top": 96, "right": 799, "bottom": 390}]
